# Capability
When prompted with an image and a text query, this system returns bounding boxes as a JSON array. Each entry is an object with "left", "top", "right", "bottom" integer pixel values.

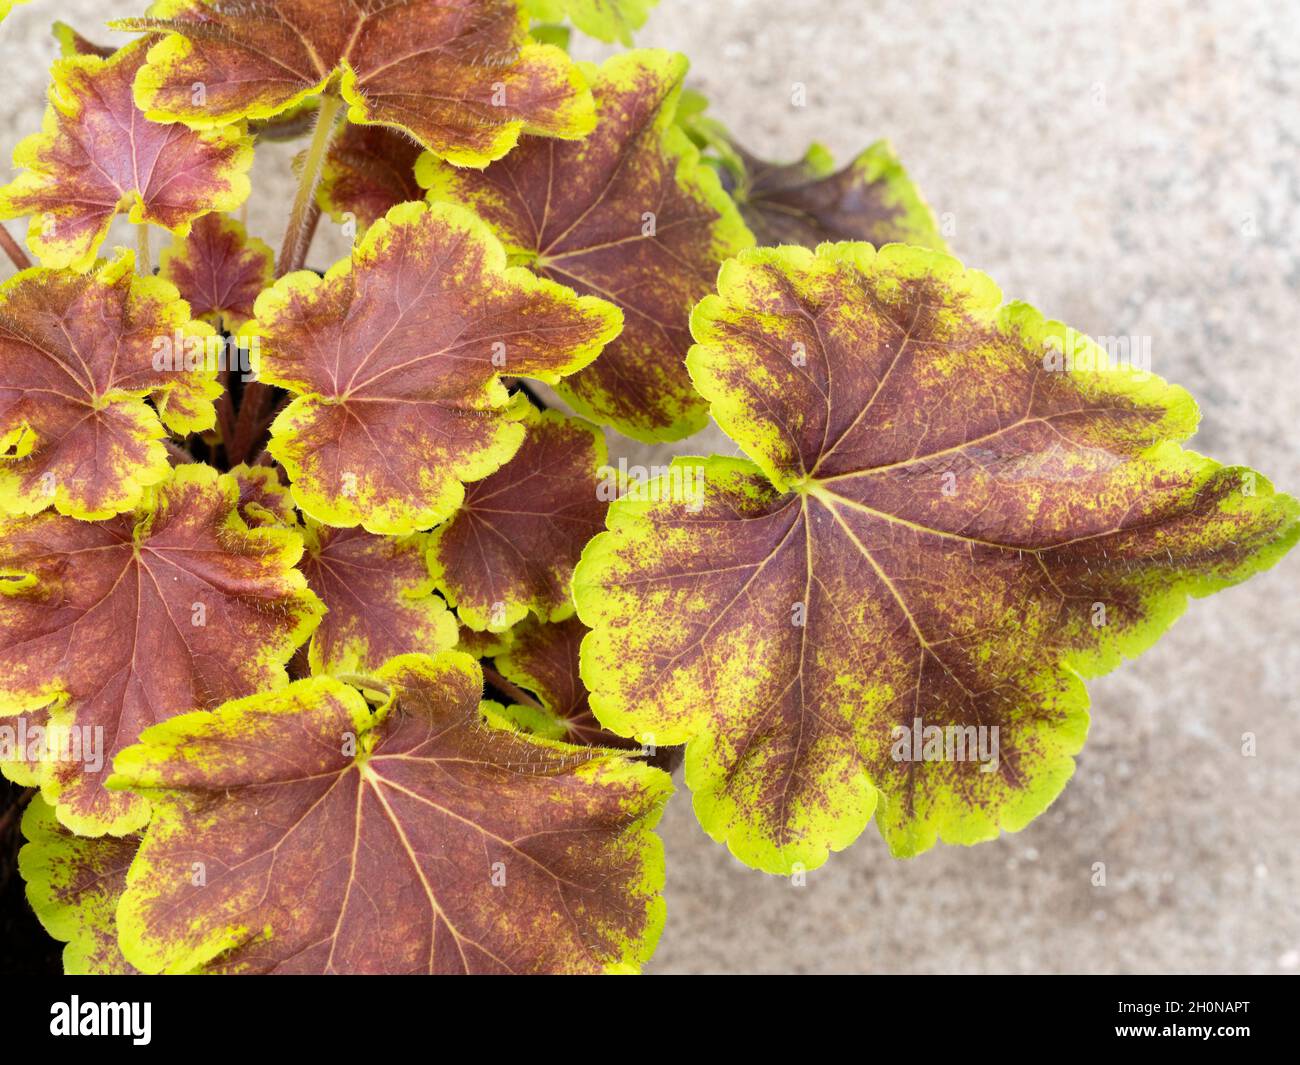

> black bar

[{"left": 2, "top": 975, "right": 1286, "bottom": 1052}]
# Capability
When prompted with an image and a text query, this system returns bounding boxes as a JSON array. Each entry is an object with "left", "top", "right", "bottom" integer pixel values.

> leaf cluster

[{"left": 0, "top": 1, "right": 1294, "bottom": 974}]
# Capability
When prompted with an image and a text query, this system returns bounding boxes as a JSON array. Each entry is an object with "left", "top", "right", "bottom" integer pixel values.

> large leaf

[
  {"left": 118, "top": 0, "right": 597, "bottom": 168},
  {"left": 159, "top": 213, "right": 274, "bottom": 331},
  {"left": 0, "top": 464, "right": 322, "bottom": 834},
  {"left": 426, "top": 407, "right": 606, "bottom": 632},
  {"left": 0, "top": 251, "right": 220, "bottom": 520},
  {"left": 494, "top": 616, "right": 637, "bottom": 749},
  {"left": 317, "top": 124, "right": 425, "bottom": 235},
  {"left": 526, "top": 0, "right": 658, "bottom": 45},
  {"left": 420, "top": 50, "right": 752, "bottom": 441},
  {"left": 573, "top": 243, "right": 1300, "bottom": 872},
  {"left": 301, "top": 522, "right": 458, "bottom": 675},
  {"left": 18, "top": 796, "right": 141, "bottom": 974},
  {"left": 109, "top": 652, "right": 671, "bottom": 974},
  {"left": 251, "top": 200, "right": 620, "bottom": 536},
  {"left": 0, "top": 39, "right": 252, "bottom": 270}
]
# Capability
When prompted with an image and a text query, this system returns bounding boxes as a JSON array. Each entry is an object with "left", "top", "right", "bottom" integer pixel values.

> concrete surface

[{"left": 2, "top": 0, "right": 1297, "bottom": 974}]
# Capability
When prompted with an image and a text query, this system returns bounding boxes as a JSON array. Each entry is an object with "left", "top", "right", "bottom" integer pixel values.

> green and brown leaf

[
  {"left": 420, "top": 50, "right": 753, "bottom": 441},
  {"left": 110, "top": 652, "right": 671, "bottom": 973},
  {"left": 301, "top": 522, "right": 458, "bottom": 676},
  {"left": 18, "top": 796, "right": 140, "bottom": 974},
  {"left": 681, "top": 95, "right": 948, "bottom": 252},
  {"left": 717, "top": 140, "right": 950, "bottom": 252},
  {"left": 159, "top": 213, "right": 274, "bottom": 331},
  {"left": 493, "top": 616, "right": 638, "bottom": 749},
  {"left": 317, "top": 124, "right": 425, "bottom": 235},
  {"left": 229, "top": 463, "right": 296, "bottom": 529},
  {"left": 0, "top": 39, "right": 252, "bottom": 270},
  {"left": 0, "top": 252, "right": 220, "bottom": 520},
  {"left": 574, "top": 242, "right": 1300, "bottom": 872},
  {"left": 426, "top": 407, "right": 607, "bottom": 632},
  {"left": 0, "top": 464, "right": 322, "bottom": 835},
  {"left": 252, "top": 200, "right": 620, "bottom": 536},
  {"left": 119, "top": 0, "right": 597, "bottom": 168}
]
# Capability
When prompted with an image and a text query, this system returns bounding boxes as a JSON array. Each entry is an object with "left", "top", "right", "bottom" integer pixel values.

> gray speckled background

[{"left": 2, "top": 0, "right": 1297, "bottom": 974}]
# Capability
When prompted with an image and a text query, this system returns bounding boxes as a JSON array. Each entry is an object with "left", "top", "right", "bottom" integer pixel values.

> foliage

[{"left": 0, "top": 1, "right": 1294, "bottom": 974}]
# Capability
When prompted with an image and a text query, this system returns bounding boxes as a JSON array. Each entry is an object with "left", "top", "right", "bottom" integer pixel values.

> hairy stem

[
  {"left": 0, "top": 224, "right": 31, "bottom": 272},
  {"left": 481, "top": 665, "right": 544, "bottom": 711},
  {"left": 136, "top": 223, "right": 151, "bottom": 276},
  {"left": 286, "top": 202, "right": 322, "bottom": 275},
  {"left": 337, "top": 673, "right": 392, "bottom": 700},
  {"left": 277, "top": 93, "right": 343, "bottom": 277},
  {"left": 163, "top": 439, "right": 194, "bottom": 464}
]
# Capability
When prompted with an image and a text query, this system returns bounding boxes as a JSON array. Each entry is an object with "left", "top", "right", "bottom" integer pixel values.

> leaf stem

[
  {"left": 227, "top": 384, "right": 270, "bottom": 468},
  {"left": 481, "top": 664, "right": 544, "bottom": 711},
  {"left": 163, "top": 439, "right": 194, "bottom": 464},
  {"left": 288, "top": 203, "right": 322, "bottom": 275},
  {"left": 136, "top": 223, "right": 152, "bottom": 276},
  {"left": 337, "top": 673, "right": 392, "bottom": 699},
  {"left": 277, "top": 93, "right": 343, "bottom": 277},
  {"left": 0, "top": 224, "right": 32, "bottom": 272}
]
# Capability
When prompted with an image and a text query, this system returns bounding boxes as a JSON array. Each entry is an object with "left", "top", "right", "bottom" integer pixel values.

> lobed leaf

[
  {"left": 494, "top": 616, "right": 638, "bottom": 749},
  {"left": 574, "top": 242, "right": 1300, "bottom": 872},
  {"left": 301, "top": 522, "right": 458, "bottom": 676},
  {"left": 109, "top": 652, "right": 672, "bottom": 974},
  {"left": 682, "top": 96, "right": 948, "bottom": 253},
  {"left": 159, "top": 213, "right": 274, "bottom": 331},
  {"left": 317, "top": 124, "right": 425, "bottom": 236},
  {"left": 725, "top": 141, "right": 949, "bottom": 252},
  {"left": 18, "top": 796, "right": 141, "bottom": 974},
  {"left": 0, "top": 251, "right": 220, "bottom": 520},
  {"left": 0, "top": 463, "right": 323, "bottom": 834},
  {"left": 0, "top": 39, "right": 252, "bottom": 270},
  {"left": 251, "top": 200, "right": 621, "bottom": 536},
  {"left": 118, "top": 0, "right": 597, "bottom": 168},
  {"left": 426, "top": 406, "right": 607, "bottom": 632},
  {"left": 420, "top": 50, "right": 753, "bottom": 441}
]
